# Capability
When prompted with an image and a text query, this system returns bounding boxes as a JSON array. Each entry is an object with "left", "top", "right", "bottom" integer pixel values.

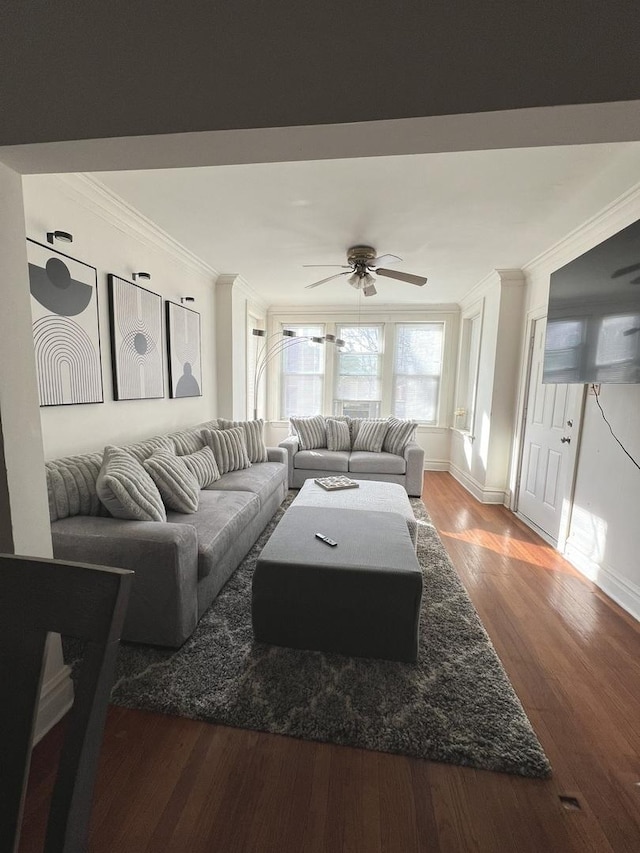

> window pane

[
  {"left": 335, "top": 325, "right": 383, "bottom": 409},
  {"left": 393, "top": 324, "right": 443, "bottom": 423},
  {"left": 280, "top": 324, "right": 324, "bottom": 418}
]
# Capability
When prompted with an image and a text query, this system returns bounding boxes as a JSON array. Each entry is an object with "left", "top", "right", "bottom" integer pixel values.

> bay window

[
  {"left": 280, "top": 324, "right": 325, "bottom": 418},
  {"left": 333, "top": 325, "right": 383, "bottom": 418}
]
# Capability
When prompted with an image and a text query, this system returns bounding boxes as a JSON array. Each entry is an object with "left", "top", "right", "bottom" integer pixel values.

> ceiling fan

[{"left": 303, "top": 245, "right": 427, "bottom": 297}]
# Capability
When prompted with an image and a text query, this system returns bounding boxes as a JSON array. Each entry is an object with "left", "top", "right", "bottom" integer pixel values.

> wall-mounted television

[{"left": 543, "top": 218, "right": 640, "bottom": 384}]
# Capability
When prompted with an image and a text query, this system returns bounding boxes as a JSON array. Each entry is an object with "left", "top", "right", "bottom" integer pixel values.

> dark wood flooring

[{"left": 20, "top": 472, "right": 640, "bottom": 852}]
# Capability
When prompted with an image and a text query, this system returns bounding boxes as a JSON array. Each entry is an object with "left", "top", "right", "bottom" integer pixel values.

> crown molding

[
  {"left": 54, "top": 174, "right": 218, "bottom": 280},
  {"left": 460, "top": 268, "right": 524, "bottom": 308},
  {"left": 524, "top": 179, "right": 640, "bottom": 277},
  {"left": 215, "top": 273, "right": 268, "bottom": 313}
]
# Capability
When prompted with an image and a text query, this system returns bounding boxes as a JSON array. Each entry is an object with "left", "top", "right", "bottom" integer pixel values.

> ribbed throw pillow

[
  {"left": 290, "top": 415, "right": 327, "bottom": 450},
  {"left": 201, "top": 427, "right": 251, "bottom": 475},
  {"left": 352, "top": 419, "right": 389, "bottom": 453},
  {"left": 180, "top": 446, "right": 220, "bottom": 487},
  {"left": 142, "top": 450, "right": 200, "bottom": 513},
  {"left": 217, "top": 418, "right": 268, "bottom": 463},
  {"left": 349, "top": 417, "right": 387, "bottom": 445},
  {"left": 96, "top": 445, "right": 166, "bottom": 522},
  {"left": 326, "top": 418, "right": 351, "bottom": 452},
  {"left": 383, "top": 417, "right": 418, "bottom": 456}
]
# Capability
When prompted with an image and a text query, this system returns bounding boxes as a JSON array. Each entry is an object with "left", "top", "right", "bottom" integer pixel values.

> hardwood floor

[{"left": 20, "top": 473, "right": 640, "bottom": 852}]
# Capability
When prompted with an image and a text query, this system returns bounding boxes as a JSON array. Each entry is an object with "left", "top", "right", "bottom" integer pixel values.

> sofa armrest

[
  {"left": 51, "top": 516, "right": 199, "bottom": 647},
  {"left": 267, "top": 446, "right": 287, "bottom": 465},
  {"left": 278, "top": 436, "right": 299, "bottom": 488},
  {"left": 404, "top": 441, "right": 425, "bottom": 497}
]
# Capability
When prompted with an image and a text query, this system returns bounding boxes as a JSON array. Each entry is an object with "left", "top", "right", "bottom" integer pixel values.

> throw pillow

[
  {"left": 383, "top": 417, "right": 418, "bottom": 456},
  {"left": 325, "top": 418, "right": 351, "bottom": 452},
  {"left": 352, "top": 419, "right": 389, "bottom": 453},
  {"left": 289, "top": 415, "right": 327, "bottom": 451},
  {"left": 349, "top": 417, "right": 387, "bottom": 445},
  {"left": 201, "top": 426, "right": 251, "bottom": 475},
  {"left": 180, "top": 446, "right": 221, "bottom": 488},
  {"left": 217, "top": 418, "right": 268, "bottom": 463},
  {"left": 142, "top": 450, "right": 200, "bottom": 514},
  {"left": 96, "top": 445, "right": 166, "bottom": 522}
]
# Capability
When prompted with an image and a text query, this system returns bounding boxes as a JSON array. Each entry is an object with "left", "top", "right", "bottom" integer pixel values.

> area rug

[{"left": 77, "top": 494, "right": 551, "bottom": 778}]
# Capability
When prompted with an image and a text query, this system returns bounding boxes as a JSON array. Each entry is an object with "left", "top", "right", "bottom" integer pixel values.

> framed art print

[
  {"left": 108, "top": 274, "right": 164, "bottom": 401},
  {"left": 166, "top": 301, "right": 202, "bottom": 398},
  {"left": 27, "top": 239, "right": 104, "bottom": 406}
]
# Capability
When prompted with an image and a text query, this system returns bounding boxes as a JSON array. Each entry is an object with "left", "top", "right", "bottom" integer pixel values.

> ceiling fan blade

[
  {"left": 302, "top": 264, "right": 351, "bottom": 268},
  {"left": 371, "top": 253, "right": 402, "bottom": 268},
  {"left": 305, "top": 271, "right": 350, "bottom": 289},
  {"left": 376, "top": 268, "right": 427, "bottom": 286},
  {"left": 363, "top": 283, "right": 377, "bottom": 297}
]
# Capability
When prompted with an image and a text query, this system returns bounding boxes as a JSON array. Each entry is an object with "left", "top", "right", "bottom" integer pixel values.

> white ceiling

[{"left": 92, "top": 142, "right": 640, "bottom": 306}]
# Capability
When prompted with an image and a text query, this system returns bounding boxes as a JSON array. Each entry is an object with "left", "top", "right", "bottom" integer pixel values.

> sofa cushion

[
  {"left": 180, "top": 446, "right": 220, "bottom": 487},
  {"left": 205, "top": 461, "right": 285, "bottom": 508},
  {"left": 143, "top": 450, "right": 200, "bottom": 513},
  {"left": 96, "top": 445, "right": 166, "bottom": 522},
  {"left": 290, "top": 415, "right": 327, "bottom": 450},
  {"left": 349, "top": 451, "right": 407, "bottom": 475},
  {"left": 166, "top": 489, "right": 260, "bottom": 579},
  {"left": 202, "top": 426, "right": 251, "bottom": 474},
  {"left": 46, "top": 452, "right": 106, "bottom": 522},
  {"left": 326, "top": 418, "right": 351, "bottom": 452},
  {"left": 352, "top": 419, "right": 389, "bottom": 453},
  {"left": 350, "top": 417, "right": 388, "bottom": 445},
  {"left": 123, "top": 434, "right": 175, "bottom": 463},
  {"left": 294, "top": 449, "right": 350, "bottom": 472},
  {"left": 383, "top": 417, "right": 418, "bottom": 455},
  {"left": 217, "top": 418, "right": 268, "bottom": 463}
]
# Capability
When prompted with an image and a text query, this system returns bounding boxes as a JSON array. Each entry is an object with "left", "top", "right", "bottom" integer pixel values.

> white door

[{"left": 517, "top": 318, "right": 583, "bottom": 544}]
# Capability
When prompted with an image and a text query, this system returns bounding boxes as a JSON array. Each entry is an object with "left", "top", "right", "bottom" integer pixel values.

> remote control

[{"left": 315, "top": 532, "right": 337, "bottom": 547}]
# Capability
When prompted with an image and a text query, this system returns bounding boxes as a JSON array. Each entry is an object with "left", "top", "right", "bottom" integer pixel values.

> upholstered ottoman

[
  {"left": 293, "top": 478, "right": 418, "bottom": 548},
  {"left": 252, "top": 505, "right": 423, "bottom": 662}
]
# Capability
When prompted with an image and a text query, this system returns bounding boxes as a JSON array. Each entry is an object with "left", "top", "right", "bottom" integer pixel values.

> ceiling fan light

[
  {"left": 363, "top": 283, "right": 377, "bottom": 297},
  {"left": 347, "top": 272, "right": 361, "bottom": 288},
  {"left": 363, "top": 272, "right": 376, "bottom": 287}
]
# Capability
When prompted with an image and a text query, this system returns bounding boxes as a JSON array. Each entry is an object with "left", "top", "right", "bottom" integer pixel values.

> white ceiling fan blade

[
  {"left": 376, "top": 268, "right": 427, "bottom": 286},
  {"left": 305, "top": 271, "right": 350, "bottom": 289},
  {"left": 371, "top": 253, "right": 402, "bottom": 267},
  {"left": 363, "top": 283, "right": 377, "bottom": 297}
]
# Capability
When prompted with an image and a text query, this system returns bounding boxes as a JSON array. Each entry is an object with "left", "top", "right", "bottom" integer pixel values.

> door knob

[{"left": 561, "top": 436, "right": 571, "bottom": 444}]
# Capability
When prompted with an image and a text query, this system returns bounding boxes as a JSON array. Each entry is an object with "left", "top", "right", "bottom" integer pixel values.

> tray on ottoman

[{"left": 252, "top": 505, "right": 423, "bottom": 662}]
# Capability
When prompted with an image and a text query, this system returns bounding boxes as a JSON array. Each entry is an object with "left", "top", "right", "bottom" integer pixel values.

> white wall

[
  {"left": 450, "top": 271, "right": 526, "bottom": 503},
  {"left": 519, "top": 183, "right": 640, "bottom": 620},
  {"left": 22, "top": 175, "right": 218, "bottom": 459},
  {"left": 0, "top": 162, "right": 73, "bottom": 740}
]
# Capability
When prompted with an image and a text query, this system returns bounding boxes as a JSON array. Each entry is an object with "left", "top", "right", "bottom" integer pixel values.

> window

[
  {"left": 247, "top": 313, "right": 263, "bottom": 419},
  {"left": 455, "top": 312, "right": 482, "bottom": 432},
  {"left": 334, "top": 325, "right": 383, "bottom": 418},
  {"left": 280, "top": 324, "right": 325, "bottom": 418},
  {"left": 392, "top": 323, "right": 444, "bottom": 423}
]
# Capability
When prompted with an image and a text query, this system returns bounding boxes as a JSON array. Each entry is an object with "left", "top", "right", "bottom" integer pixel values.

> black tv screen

[{"left": 543, "top": 218, "right": 640, "bottom": 384}]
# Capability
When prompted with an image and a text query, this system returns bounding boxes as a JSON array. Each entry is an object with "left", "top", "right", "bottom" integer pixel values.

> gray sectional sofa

[
  {"left": 279, "top": 417, "right": 425, "bottom": 496},
  {"left": 46, "top": 420, "right": 288, "bottom": 648}
]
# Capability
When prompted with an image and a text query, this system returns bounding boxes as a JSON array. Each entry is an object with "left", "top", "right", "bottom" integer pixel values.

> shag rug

[{"left": 74, "top": 494, "right": 551, "bottom": 778}]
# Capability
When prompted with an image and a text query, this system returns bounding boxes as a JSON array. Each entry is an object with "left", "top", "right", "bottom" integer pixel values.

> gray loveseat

[
  {"left": 279, "top": 417, "right": 424, "bottom": 496},
  {"left": 47, "top": 420, "right": 287, "bottom": 648}
]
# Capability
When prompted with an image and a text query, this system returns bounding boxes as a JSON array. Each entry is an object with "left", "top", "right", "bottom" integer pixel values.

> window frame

[
  {"left": 391, "top": 321, "right": 446, "bottom": 425},
  {"left": 332, "top": 322, "right": 385, "bottom": 419},
  {"left": 277, "top": 322, "right": 326, "bottom": 420}
]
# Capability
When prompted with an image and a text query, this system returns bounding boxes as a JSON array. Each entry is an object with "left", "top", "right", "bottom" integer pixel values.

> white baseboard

[
  {"left": 34, "top": 664, "right": 74, "bottom": 744},
  {"left": 448, "top": 463, "right": 507, "bottom": 504},
  {"left": 564, "top": 542, "right": 640, "bottom": 624},
  {"left": 424, "top": 459, "right": 450, "bottom": 471}
]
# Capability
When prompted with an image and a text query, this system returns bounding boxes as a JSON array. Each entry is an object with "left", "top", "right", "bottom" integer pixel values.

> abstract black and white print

[
  {"left": 108, "top": 275, "right": 164, "bottom": 401},
  {"left": 166, "top": 301, "right": 202, "bottom": 398},
  {"left": 27, "top": 239, "right": 103, "bottom": 406}
]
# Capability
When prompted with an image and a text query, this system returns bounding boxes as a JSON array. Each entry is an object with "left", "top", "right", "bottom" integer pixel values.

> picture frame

[
  {"left": 27, "top": 238, "right": 104, "bottom": 406},
  {"left": 108, "top": 274, "right": 164, "bottom": 401},
  {"left": 166, "top": 301, "right": 202, "bottom": 398}
]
